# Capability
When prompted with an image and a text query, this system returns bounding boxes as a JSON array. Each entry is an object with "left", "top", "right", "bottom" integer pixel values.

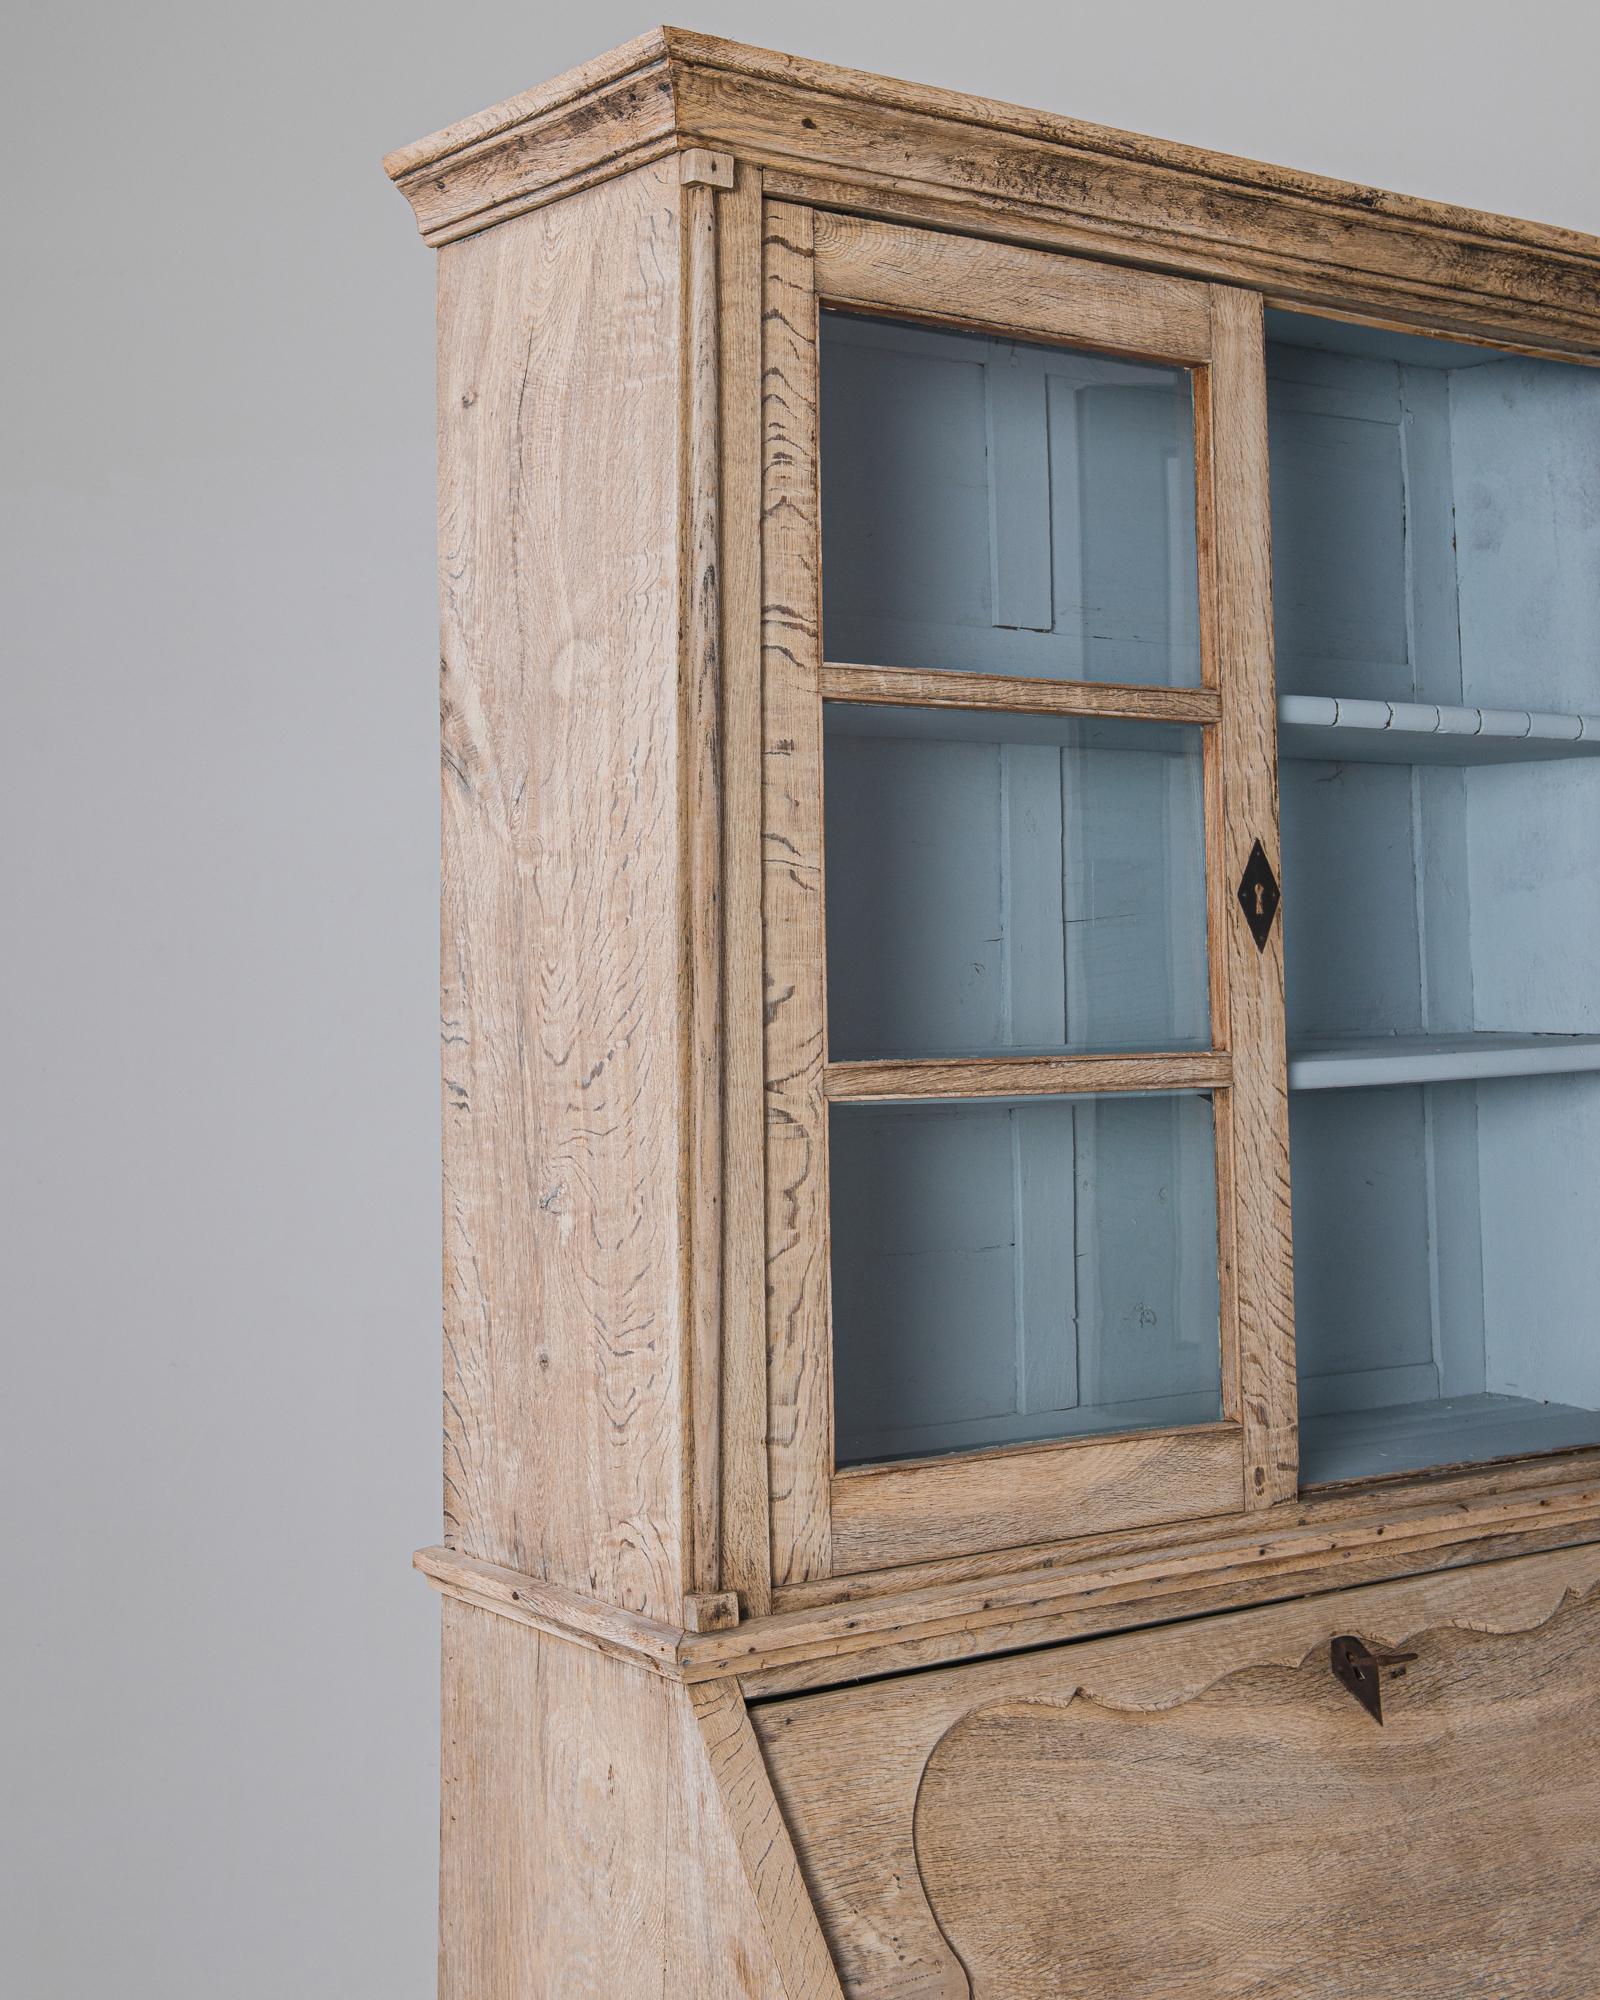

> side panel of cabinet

[
  {"left": 435, "top": 163, "right": 691, "bottom": 1620},
  {"left": 438, "top": 1601, "right": 842, "bottom": 2000}
]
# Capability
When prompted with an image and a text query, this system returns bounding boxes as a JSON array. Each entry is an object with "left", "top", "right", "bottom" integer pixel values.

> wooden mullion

[
  {"left": 820, "top": 660, "right": 1220, "bottom": 724},
  {"left": 1194, "top": 352, "right": 1241, "bottom": 1432},
  {"left": 825, "top": 1053, "right": 1231, "bottom": 1103},
  {"left": 1208, "top": 284, "right": 1298, "bottom": 1510}
]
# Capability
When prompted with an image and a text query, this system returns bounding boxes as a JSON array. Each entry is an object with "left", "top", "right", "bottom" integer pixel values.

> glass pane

[
  {"left": 824, "top": 705, "right": 1210, "bottom": 1060},
  {"left": 820, "top": 310, "right": 1201, "bottom": 686},
  {"left": 831, "top": 1092, "right": 1222, "bottom": 1466},
  {"left": 1268, "top": 306, "right": 1600, "bottom": 1484}
]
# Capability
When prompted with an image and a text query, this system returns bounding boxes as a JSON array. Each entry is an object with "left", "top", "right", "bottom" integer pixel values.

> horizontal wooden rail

[
  {"left": 416, "top": 1459, "right": 1600, "bottom": 1688},
  {"left": 813, "top": 210, "right": 1214, "bottom": 364},
  {"left": 820, "top": 661, "right": 1220, "bottom": 724},
  {"left": 825, "top": 1051, "right": 1231, "bottom": 1102}
]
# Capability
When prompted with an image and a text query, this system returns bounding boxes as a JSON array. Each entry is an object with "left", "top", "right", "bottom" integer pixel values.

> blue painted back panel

[
  {"left": 824, "top": 706, "right": 1209, "bottom": 1060},
  {"left": 820, "top": 312, "right": 1200, "bottom": 685},
  {"left": 830, "top": 1093, "right": 1221, "bottom": 1465}
]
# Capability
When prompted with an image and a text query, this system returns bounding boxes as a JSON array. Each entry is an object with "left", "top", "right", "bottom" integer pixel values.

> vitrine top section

[{"left": 385, "top": 27, "right": 1600, "bottom": 350}]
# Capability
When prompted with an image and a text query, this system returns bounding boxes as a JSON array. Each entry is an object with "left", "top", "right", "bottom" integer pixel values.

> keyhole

[{"left": 1254, "top": 883, "right": 1267, "bottom": 916}]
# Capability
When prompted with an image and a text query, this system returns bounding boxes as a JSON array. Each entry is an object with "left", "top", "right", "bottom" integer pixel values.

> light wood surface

[
  {"left": 914, "top": 1586, "right": 1600, "bottom": 1997},
  {"left": 395, "top": 40, "right": 1600, "bottom": 1995},
  {"left": 820, "top": 661, "right": 1220, "bottom": 722},
  {"left": 772, "top": 1440, "right": 1600, "bottom": 1600},
  {"left": 683, "top": 1588, "right": 743, "bottom": 1634},
  {"left": 812, "top": 209, "right": 1212, "bottom": 360},
  {"left": 387, "top": 31, "right": 1600, "bottom": 359},
  {"left": 683, "top": 159, "right": 727, "bottom": 1596},
  {"left": 682, "top": 146, "right": 736, "bottom": 190},
  {"left": 416, "top": 1545, "right": 685, "bottom": 1673},
  {"left": 763, "top": 210, "right": 1280, "bottom": 1574},
  {"left": 1207, "top": 285, "right": 1299, "bottom": 1508},
  {"left": 825, "top": 1052, "right": 1231, "bottom": 1102},
  {"left": 385, "top": 31, "right": 680, "bottom": 245},
  {"left": 753, "top": 1546, "right": 1600, "bottom": 1999},
  {"left": 690, "top": 1680, "right": 848, "bottom": 2000},
  {"left": 760, "top": 201, "right": 834, "bottom": 1588},
  {"left": 416, "top": 1465, "right": 1600, "bottom": 1687},
  {"left": 436, "top": 163, "right": 691, "bottom": 1620},
  {"left": 440, "top": 1598, "right": 825, "bottom": 1999},
  {"left": 829, "top": 1425, "right": 1244, "bottom": 1573},
  {"left": 716, "top": 160, "right": 775, "bottom": 1617}
]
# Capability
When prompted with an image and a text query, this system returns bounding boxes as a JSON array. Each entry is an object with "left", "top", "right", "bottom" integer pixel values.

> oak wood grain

[
  {"left": 692, "top": 61, "right": 1600, "bottom": 351},
  {"left": 819, "top": 660, "right": 1221, "bottom": 721},
  {"left": 388, "top": 33, "right": 679, "bottom": 247},
  {"left": 389, "top": 33, "right": 1600, "bottom": 357},
  {"left": 417, "top": 1545, "right": 684, "bottom": 1672},
  {"left": 683, "top": 166, "right": 726, "bottom": 1597},
  {"left": 690, "top": 1679, "right": 848, "bottom": 2000},
  {"left": 824, "top": 1053, "right": 1231, "bottom": 1103},
  {"left": 1208, "top": 287, "right": 1298, "bottom": 1509},
  {"left": 753, "top": 1547, "right": 1600, "bottom": 1999},
  {"left": 439, "top": 1599, "right": 795, "bottom": 1999},
  {"left": 760, "top": 202, "right": 834, "bottom": 1588},
  {"left": 416, "top": 1471, "right": 1600, "bottom": 1688},
  {"left": 916, "top": 1588, "right": 1600, "bottom": 1998},
  {"left": 683, "top": 1589, "right": 742, "bottom": 1634},
  {"left": 436, "top": 165, "right": 688, "bottom": 1619},
  {"left": 830, "top": 1425, "right": 1244, "bottom": 1574},
  {"left": 813, "top": 209, "right": 1212, "bottom": 360},
  {"left": 741, "top": 1521, "right": 1600, "bottom": 1698},
  {"left": 394, "top": 40, "right": 1600, "bottom": 1999},
  {"left": 717, "top": 160, "right": 776, "bottom": 1617},
  {"left": 772, "top": 1447, "right": 1600, "bottom": 1612}
]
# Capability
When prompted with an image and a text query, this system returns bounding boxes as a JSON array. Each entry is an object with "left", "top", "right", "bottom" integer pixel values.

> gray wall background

[{"left": 3, "top": 3, "right": 1596, "bottom": 1993}]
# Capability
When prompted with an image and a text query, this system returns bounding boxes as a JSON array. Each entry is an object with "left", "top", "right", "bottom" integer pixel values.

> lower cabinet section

[{"left": 752, "top": 1547, "right": 1600, "bottom": 1999}]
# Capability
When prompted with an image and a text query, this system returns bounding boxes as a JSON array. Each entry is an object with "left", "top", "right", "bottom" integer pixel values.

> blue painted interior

[
  {"left": 1268, "top": 308, "right": 1600, "bottom": 1482},
  {"left": 814, "top": 301, "right": 1600, "bottom": 1483}
]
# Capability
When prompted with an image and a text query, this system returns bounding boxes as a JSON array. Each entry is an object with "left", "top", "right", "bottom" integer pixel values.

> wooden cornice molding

[
  {"left": 385, "top": 27, "right": 1600, "bottom": 349},
  {"left": 382, "top": 28, "right": 679, "bottom": 246}
]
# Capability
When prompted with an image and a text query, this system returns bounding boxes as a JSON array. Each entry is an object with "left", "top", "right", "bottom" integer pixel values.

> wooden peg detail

[
  {"left": 683, "top": 1590, "right": 742, "bottom": 1634},
  {"left": 680, "top": 147, "right": 736, "bottom": 190}
]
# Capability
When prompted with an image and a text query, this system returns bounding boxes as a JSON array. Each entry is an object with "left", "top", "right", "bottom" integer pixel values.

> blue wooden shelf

[
  {"left": 1288, "top": 1033, "right": 1600, "bottom": 1091},
  {"left": 1279, "top": 693, "right": 1600, "bottom": 765}
]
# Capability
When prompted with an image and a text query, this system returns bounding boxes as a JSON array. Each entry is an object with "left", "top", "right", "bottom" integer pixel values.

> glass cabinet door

[{"left": 760, "top": 207, "right": 1296, "bottom": 1582}]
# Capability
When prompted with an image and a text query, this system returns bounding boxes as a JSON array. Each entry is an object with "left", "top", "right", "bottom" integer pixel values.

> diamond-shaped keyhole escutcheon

[{"left": 1237, "top": 839, "right": 1280, "bottom": 952}]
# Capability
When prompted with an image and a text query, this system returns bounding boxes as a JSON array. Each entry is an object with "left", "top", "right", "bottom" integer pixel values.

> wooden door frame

[{"left": 757, "top": 201, "right": 1296, "bottom": 1589}]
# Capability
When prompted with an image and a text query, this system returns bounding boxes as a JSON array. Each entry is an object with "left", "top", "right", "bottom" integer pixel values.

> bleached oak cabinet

[{"left": 387, "top": 32, "right": 1600, "bottom": 1997}]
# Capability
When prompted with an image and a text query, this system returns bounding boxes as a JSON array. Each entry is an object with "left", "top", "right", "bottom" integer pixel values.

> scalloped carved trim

[
  {"left": 938, "top": 1571, "right": 1600, "bottom": 1721},
  {"left": 909, "top": 1578, "right": 1600, "bottom": 1998},
  {"left": 756, "top": 1547, "right": 1600, "bottom": 1999}
]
